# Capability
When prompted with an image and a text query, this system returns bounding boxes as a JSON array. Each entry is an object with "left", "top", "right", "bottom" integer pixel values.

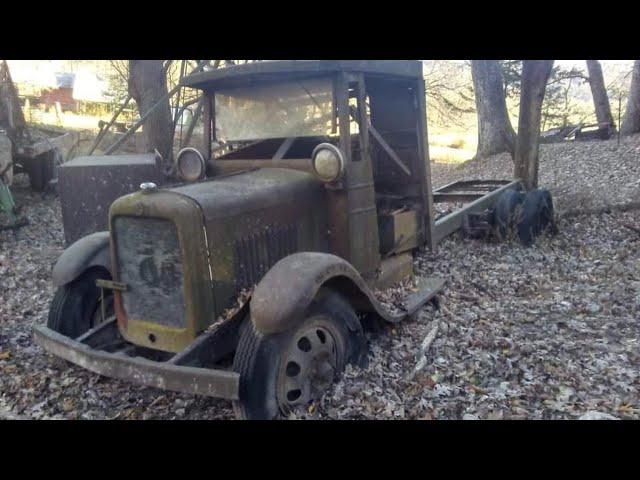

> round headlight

[
  {"left": 311, "top": 143, "right": 345, "bottom": 183},
  {"left": 176, "top": 148, "right": 205, "bottom": 182}
]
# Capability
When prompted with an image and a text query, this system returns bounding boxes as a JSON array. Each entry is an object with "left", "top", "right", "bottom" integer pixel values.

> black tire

[
  {"left": 538, "top": 189, "right": 558, "bottom": 235},
  {"left": 232, "top": 291, "right": 361, "bottom": 420},
  {"left": 28, "top": 152, "right": 55, "bottom": 192},
  {"left": 47, "top": 268, "right": 112, "bottom": 338},
  {"left": 492, "top": 189, "right": 525, "bottom": 241},
  {"left": 516, "top": 188, "right": 556, "bottom": 247}
]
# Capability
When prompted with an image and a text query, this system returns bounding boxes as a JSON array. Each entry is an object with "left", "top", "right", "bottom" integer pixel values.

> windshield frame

[
  {"left": 210, "top": 75, "right": 336, "bottom": 144},
  {"left": 203, "top": 74, "right": 341, "bottom": 153}
]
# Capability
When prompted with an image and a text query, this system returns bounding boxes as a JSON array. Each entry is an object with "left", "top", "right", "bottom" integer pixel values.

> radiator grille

[
  {"left": 234, "top": 223, "right": 297, "bottom": 289},
  {"left": 114, "top": 216, "right": 186, "bottom": 328}
]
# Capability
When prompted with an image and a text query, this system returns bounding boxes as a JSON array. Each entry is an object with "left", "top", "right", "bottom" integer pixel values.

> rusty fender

[
  {"left": 52, "top": 231, "right": 111, "bottom": 287},
  {"left": 250, "top": 252, "right": 409, "bottom": 335}
]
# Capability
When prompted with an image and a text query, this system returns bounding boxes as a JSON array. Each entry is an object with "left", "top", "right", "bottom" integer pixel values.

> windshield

[{"left": 215, "top": 77, "right": 334, "bottom": 142}]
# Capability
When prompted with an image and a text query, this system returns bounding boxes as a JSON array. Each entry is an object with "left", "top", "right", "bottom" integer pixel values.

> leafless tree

[
  {"left": 514, "top": 60, "right": 554, "bottom": 191},
  {"left": 586, "top": 60, "right": 615, "bottom": 130},
  {"left": 423, "top": 61, "right": 475, "bottom": 127},
  {"left": 621, "top": 60, "right": 640, "bottom": 136},
  {"left": 471, "top": 60, "right": 516, "bottom": 159},
  {"left": 128, "top": 60, "right": 173, "bottom": 169}
]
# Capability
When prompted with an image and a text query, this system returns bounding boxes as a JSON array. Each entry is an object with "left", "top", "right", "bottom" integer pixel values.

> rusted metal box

[
  {"left": 59, "top": 154, "right": 163, "bottom": 246},
  {"left": 378, "top": 208, "right": 420, "bottom": 255}
]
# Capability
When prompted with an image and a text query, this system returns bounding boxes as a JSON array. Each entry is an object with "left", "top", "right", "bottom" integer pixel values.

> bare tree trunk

[
  {"left": 0, "top": 60, "right": 26, "bottom": 140},
  {"left": 621, "top": 60, "right": 640, "bottom": 136},
  {"left": 514, "top": 60, "right": 554, "bottom": 191},
  {"left": 471, "top": 60, "right": 516, "bottom": 159},
  {"left": 586, "top": 60, "right": 615, "bottom": 130},
  {"left": 128, "top": 60, "right": 173, "bottom": 170}
]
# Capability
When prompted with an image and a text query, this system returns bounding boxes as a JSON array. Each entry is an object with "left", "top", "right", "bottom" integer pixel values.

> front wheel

[
  {"left": 232, "top": 291, "right": 362, "bottom": 420},
  {"left": 47, "top": 268, "right": 113, "bottom": 338}
]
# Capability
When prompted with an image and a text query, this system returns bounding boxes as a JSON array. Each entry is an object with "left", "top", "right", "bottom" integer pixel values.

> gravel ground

[{"left": 1, "top": 137, "right": 639, "bottom": 420}]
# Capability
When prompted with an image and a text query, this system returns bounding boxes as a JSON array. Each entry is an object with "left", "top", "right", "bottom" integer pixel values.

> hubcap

[{"left": 277, "top": 320, "right": 343, "bottom": 413}]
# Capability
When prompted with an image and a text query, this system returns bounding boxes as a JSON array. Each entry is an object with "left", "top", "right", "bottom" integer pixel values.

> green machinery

[
  {"left": 0, "top": 131, "right": 26, "bottom": 230},
  {"left": 0, "top": 178, "right": 26, "bottom": 230}
]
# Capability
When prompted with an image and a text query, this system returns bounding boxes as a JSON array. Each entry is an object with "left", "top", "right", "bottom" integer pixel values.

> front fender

[
  {"left": 52, "top": 231, "right": 111, "bottom": 287},
  {"left": 251, "top": 252, "right": 407, "bottom": 335}
]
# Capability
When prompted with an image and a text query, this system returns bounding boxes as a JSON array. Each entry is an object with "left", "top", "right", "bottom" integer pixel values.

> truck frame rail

[{"left": 433, "top": 179, "right": 522, "bottom": 244}]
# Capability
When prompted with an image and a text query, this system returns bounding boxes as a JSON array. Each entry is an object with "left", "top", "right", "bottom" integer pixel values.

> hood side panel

[{"left": 174, "top": 169, "right": 329, "bottom": 316}]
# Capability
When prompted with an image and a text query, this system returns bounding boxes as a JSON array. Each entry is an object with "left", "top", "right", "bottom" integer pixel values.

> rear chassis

[{"left": 433, "top": 179, "right": 522, "bottom": 242}]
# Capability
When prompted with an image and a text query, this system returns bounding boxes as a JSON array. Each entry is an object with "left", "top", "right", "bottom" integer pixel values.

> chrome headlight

[
  {"left": 311, "top": 143, "right": 345, "bottom": 183},
  {"left": 176, "top": 148, "right": 205, "bottom": 182}
]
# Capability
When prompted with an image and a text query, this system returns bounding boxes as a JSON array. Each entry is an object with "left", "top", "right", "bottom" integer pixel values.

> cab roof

[{"left": 181, "top": 60, "right": 424, "bottom": 91}]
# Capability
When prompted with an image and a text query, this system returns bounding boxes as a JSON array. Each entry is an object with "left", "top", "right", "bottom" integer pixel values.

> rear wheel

[
  {"left": 47, "top": 268, "right": 113, "bottom": 338},
  {"left": 516, "top": 188, "right": 556, "bottom": 246},
  {"left": 27, "top": 151, "right": 57, "bottom": 192},
  {"left": 232, "top": 291, "right": 361, "bottom": 420},
  {"left": 537, "top": 189, "right": 558, "bottom": 235},
  {"left": 491, "top": 189, "right": 525, "bottom": 241}
]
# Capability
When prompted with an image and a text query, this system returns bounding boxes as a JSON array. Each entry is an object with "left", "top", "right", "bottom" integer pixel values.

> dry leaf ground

[{"left": 1, "top": 136, "right": 639, "bottom": 419}]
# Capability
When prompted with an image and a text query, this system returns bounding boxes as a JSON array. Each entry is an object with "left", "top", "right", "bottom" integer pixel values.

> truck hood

[{"left": 169, "top": 168, "right": 324, "bottom": 221}]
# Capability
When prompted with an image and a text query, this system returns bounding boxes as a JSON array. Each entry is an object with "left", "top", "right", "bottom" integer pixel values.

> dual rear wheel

[{"left": 492, "top": 188, "right": 556, "bottom": 246}]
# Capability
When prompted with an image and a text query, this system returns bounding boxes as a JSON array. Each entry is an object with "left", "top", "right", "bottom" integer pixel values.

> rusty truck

[{"left": 34, "top": 61, "right": 554, "bottom": 419}]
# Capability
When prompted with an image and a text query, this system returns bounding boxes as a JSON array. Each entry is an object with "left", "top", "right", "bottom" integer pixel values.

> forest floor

[{"left": 0, "top": 136, "right": 639, "bottom": 420}]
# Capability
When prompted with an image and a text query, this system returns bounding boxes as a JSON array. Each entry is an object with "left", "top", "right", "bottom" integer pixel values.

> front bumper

[{"left": 33, "top": 324, "right": 240, "bottom": 401}]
